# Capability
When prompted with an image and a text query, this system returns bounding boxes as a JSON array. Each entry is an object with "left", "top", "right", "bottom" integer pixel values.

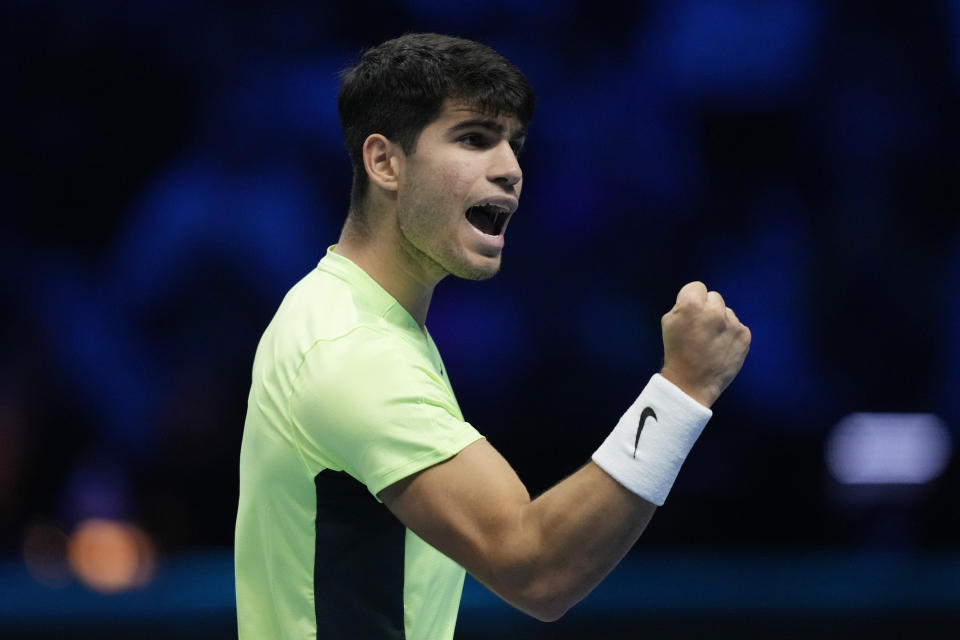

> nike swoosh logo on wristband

[{"left": 633, "top": 407, "right": 657, "bottom": 458}]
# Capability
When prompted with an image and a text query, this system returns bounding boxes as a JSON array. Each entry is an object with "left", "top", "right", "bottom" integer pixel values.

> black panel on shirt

[{"left": 314, "top": 469, "right": 406, "bottom": 639}]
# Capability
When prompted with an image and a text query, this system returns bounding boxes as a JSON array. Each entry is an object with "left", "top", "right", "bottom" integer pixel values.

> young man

[{"left": 235, "top": 33, "right": 750, "bottom": 639}]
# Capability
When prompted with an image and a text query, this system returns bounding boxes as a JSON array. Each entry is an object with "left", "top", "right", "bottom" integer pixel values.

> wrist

[
  {"left": 658, "top": 367, "right": 717, "bottom": 408},
  {"left": 591, "top": 374, "right": 712, "bottom": 506}
]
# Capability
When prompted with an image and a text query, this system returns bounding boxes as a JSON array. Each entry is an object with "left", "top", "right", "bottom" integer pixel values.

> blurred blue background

[{"left": 1, "top": 0, "right": 959, "bottom": 637}]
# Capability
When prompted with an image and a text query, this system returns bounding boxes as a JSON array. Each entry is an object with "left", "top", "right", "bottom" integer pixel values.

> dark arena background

[{"left": 2, "top": 1, "right": 960, "bottom": 638}]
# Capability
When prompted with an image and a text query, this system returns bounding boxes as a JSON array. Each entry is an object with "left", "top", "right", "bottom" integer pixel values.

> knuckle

[
  {"left": 674, "top": 301, "right": 696, "bottom": 317},
  {"left": 708, "top": 303, "right": 727, "bottom": 322}
]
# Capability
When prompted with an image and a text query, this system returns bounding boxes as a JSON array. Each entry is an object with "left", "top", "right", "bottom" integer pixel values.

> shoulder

[
  {"left": 272, "top": 267, "right": 367, "bottom": 342},
  {"left": 264, "top": 267, "right": 413, "bottom": 366},
  {"left": 296, "top": 324, "right": 432, "bottom": 398}
]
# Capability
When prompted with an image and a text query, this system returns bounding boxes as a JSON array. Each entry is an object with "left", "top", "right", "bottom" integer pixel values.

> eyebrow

[{"left": 448, "top": 118, "right": 527, "bottom": 144}]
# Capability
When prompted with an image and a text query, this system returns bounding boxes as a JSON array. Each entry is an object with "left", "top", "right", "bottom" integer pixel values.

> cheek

[
  {"left": 437, "top": 152, "right": 476, "bottom": 186},
  {"left": 429, "top": 162, "right": 475, "bottom": 217},
  {"left": 401, "top": 153, "right": 478, "bottom": 218},
  {"left": 439, "top": 172, "right": 472, "bottom": 205}
]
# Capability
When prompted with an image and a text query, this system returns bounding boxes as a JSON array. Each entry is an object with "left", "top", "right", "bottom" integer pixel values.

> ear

[{"left": 361, "top": 134, "right": 402, "bottom": 193}]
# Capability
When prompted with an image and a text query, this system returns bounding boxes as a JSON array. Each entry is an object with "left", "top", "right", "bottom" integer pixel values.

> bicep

[{"left": 378, "top": 439, "right": 536, "bottom": 588}]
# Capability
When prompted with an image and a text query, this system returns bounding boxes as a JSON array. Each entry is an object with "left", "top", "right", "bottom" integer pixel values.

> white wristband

[{"left": 591, "top": 374, "right": 712, "bottom": 506}]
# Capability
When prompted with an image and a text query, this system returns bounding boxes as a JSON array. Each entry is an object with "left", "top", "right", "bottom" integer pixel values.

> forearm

[
  {"left": 485, "top": 461, "right": 655, "bottom": 621},
  {"left": 485, "top": 374, "right": 711, "bottom": 619}
]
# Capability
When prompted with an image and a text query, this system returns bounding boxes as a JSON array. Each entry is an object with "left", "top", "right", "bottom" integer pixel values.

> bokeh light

[
  {"left": 66, "top": 519, "right": 156, "bottom": 594},
  {"left": 826, "top": 413, "right": 953, "bottom": 485}
]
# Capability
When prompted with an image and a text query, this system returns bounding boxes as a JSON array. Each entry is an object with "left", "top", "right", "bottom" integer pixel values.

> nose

[{"left": 489, "top": 140, "right": 522, "bottom": 190}]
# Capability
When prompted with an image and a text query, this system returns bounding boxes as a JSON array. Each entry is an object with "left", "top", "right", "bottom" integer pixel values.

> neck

[{"left": 333, "top": 213, "right": 442, "bottom": 331}]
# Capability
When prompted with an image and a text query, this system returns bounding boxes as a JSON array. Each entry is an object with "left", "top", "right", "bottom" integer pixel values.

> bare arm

[
  {"left": 380, "top": 441, "right": 655, "bottom": 621},
  {"left": 380, "top": 281, "right": 750, "bottom": 621}
]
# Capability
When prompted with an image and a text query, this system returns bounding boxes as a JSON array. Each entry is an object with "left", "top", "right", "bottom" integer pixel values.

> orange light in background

[
  {"left": 67, "top": 518, "right": 157, "bottom": 593},
  {"left": 23, "top": 522, "right": 71, "bottom": 588}
]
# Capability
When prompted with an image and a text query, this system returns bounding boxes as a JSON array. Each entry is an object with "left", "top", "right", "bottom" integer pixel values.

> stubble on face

[
  {"left": 397, "top": 180, "right": 501, "bottom": 284},
  {"left": 394, "top": 107, "right": 512, "bottom": 284}
]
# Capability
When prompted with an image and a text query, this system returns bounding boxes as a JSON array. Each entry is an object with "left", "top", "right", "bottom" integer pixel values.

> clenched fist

[{"left": 659, "top": 281, "right": 751, "bottom": 408}]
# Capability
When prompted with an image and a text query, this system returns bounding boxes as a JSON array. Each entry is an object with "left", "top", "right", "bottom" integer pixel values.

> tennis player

[{"left": 235, "top": 33, "right": 750, "bottom": 639}]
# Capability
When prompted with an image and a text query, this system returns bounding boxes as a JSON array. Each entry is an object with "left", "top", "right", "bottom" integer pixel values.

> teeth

[
  {"left": 485, "top": 207, "right": 505, "bottom": 232},
  {"left": 466, "top": 202, "right": 512, "bottom": 235}
]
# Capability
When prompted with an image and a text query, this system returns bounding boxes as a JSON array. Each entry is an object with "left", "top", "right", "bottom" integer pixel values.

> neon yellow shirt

[{"left": 235, "top": 245, "right": 484, "bottom": 639}]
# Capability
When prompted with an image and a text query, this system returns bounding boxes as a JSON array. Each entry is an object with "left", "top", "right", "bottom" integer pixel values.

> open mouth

[{"left": 465, "top": 203, "right": 510, "bottom": 236}]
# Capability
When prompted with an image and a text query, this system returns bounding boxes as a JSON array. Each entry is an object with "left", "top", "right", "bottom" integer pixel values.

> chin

[{"left": 452, "top": 256, "right": 501, "bottom": 281}]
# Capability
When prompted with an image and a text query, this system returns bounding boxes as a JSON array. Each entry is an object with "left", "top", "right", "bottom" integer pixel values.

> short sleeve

[{"left": 289, "top": 327, "right": 484, "bottom": 498}]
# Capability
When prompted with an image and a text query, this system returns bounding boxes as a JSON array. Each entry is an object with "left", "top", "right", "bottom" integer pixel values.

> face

[{"left": 393, "top": 100, "right": 525, "bottom": 282}]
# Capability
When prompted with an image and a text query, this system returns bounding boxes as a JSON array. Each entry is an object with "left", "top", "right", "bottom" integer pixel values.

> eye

[{"left": 459, "top": 133, "right": 491, "bottom": 148}]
